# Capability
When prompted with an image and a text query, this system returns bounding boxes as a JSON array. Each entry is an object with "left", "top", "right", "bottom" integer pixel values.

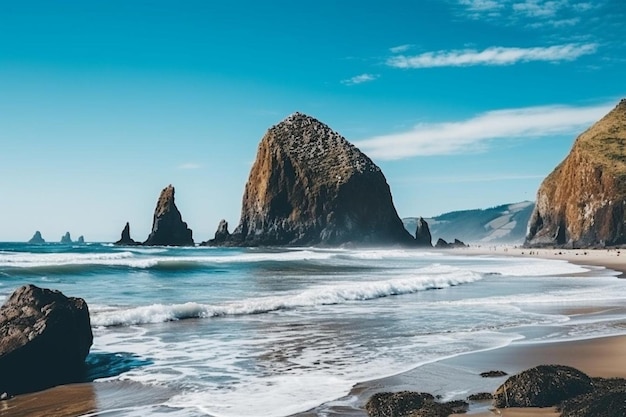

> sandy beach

[{"left": 3, "top": 247, "right": 626, "bottom": 417}]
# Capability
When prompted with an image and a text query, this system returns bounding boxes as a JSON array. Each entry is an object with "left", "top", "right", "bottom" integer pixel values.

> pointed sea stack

[
  {"left": 60, "top": 232, "right": 72, "bottom": 244},
  {"left": 226, "top": 112, "right": 414, "bottom": 246},
  {"left": 415, "top": 217, "right": 432, "bottom": 247},
  {"left": 27, "top": 231, "right": 45, "bottom": 244},
  {"left": 115, "top": 222, "right": 139, "bottom": 246},
  {"left": 526, "top": 99, "right": 626, "bottom": 248},
  {"left": 144, "top": 185, "right": 194, "bottom": 246}
]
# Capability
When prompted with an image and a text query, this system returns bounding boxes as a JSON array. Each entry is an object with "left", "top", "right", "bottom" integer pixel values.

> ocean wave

[{"left": 91, "top": 269, "right": 482, "bottom": 327}]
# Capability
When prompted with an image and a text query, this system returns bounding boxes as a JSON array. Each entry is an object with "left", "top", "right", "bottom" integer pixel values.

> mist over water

[{"left": 1, "top": 243, "right": 625, "bottom": 417}]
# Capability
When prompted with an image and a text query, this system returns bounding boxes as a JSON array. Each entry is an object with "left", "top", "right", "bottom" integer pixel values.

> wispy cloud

[
  {"left": 459, "top": 0, "right": 504, "bottom": 12},
  {"left": 341, "top": 73, "right": 379, "bottom": 86},
  {"left": 178, "top": 162, "right": 201, "bottom": 170},
  {"left": 512, "top": 0, "right": 564, "bottom": 18},
  {"left": 386, "top": 43, "right": 597, "bottom": 68},
  {"left": 354, "top": 102, "right": 613, "bottom": 160},
  {"left": 389, "top": 44, "right": 412, "bottom": 54}
]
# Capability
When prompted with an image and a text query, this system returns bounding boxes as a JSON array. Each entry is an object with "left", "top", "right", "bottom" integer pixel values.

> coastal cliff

[
  {"left": 144, "top": 185, "right": 194, "bottom": 246},
  {"left": 220, "top": 112, "right": 415, "bottom": 246},
  {"left": 526, "top": 99, "right": 626, "bottom": 248}
]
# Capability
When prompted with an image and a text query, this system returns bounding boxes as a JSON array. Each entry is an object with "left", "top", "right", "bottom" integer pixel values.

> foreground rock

[
  {"left": 526, "top": 99, "right": 626, "bottom": 248},
  {"left": 27, "top": 231, "right": 45, "bottom": 244},
  {"left": 559, "top": 377, "right": 626, "bottom": 417},
  {"left": 415, "top": 217, "right": 432, "bottom": 247},
  {"left": 494, "top": 365, "right": 593, "bottom": 408},
  {"left": 114, "top": 222, "right": 140, "bottom": 246},
  {"left": 219, "top": 112, "right": 416, "bottom": 247},
  {"left": 144, "top": 185, "right": 194, "bottom": 246},
  {"left": 0, "top": 285, "right": 93, "bottom": 395},
  {"left": 366, "top": 391, "right": 467, "bottom": 417}
]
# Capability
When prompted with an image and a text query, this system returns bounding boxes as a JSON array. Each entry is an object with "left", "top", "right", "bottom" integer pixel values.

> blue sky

[{"left": 1, "top": 0, "right": 624, "bottom": 242}]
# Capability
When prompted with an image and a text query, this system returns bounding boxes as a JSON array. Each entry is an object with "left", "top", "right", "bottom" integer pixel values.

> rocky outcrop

[
  {"left": 0, "top": 285, "right": 93, "bottom": 395},
  {"left": 60, "top": 232, "right": 72, "bottom": 244},
  {"left": 559, "top": 377, "right": 626, "bottom": 417},
  {"left": 202, "top": 220, "right": 230, "bottom": 245},
  {"left": 494, "top": 365, "right": 593, "bottom": 408},
  {"left": 365, "top": 391, "right": 467, "bottom": 417},
  {"left": 76, "top": 236, "right": 85, "bottom": 244},
  {"left": 434, "top": 238, "right": 467, "bottom": 249},
  {"left": 114, "top": 222, "right": 139, "bottom": 246},
  {"left": 144, "top": 185, "right": 194, "bottom": 246},
  {"left": 27, "top": 231, "right": 45, "bottom": 244},
  {"left": 221, "top": 112, "right": 415, "bottom": 247},
  {"left": 526, "top": 99, "right": 626, "bottom": 248},
  {"left": 415, "top": 217, "right": 432, "bottom": 247}
]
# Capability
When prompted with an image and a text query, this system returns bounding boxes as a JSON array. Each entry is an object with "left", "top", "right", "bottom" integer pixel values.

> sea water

[{"left": 0, "top": 243, "right": 625, "bottom": 416}]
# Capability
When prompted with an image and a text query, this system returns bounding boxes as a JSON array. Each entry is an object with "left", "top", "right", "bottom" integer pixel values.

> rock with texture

[
  {"left": 60, "top": 232, "right": 72, "bottom": 244},
  {"left": 365, "top": 391, "right": 467, "bottom": 417},
  {"left": 415, "top": 217, "right": 432, "bottom": 247},
  {"left": 0, "top": 284, "right": 93, "bottom": 395},
  {"left": 144, "top": 185, "right": 194, "bottom": 246},
  {"left": 559, "top": 377, "right": 626, "bottom": 417},
  {"left": 27, "top": 231, "right": 45, "bottom": 244},
  {"left": 494, "top": 365, "right": 594, "bottom": 408},
  {"left": 526, "top": 99, "right": 626, "bottom": 248},
  {"left": 227, "top": 112, "right": 415, "bottom": 246},
  {"left": 114, "top": 222, "right": 139, "bottom": 246}
]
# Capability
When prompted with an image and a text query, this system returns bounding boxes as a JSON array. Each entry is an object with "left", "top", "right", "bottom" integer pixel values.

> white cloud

[
  {"left": 354, "top": 102, "right": 614, "bottom": 160},
  {"left": 512, "top": 0, "right": 565, "bottom": 17},
  {"left": 386, "top": 43, "right": 597, "bottom": 68},
  {"left": 390, "top": 44, "right": 412, "bottom": 54},
  {"left": 178, "top": 162, "right": 201, "bottom": 170},
  {"left": 459, "top": 0, "right": 504, "bottom": 12},
  {"left": 341, "top": 73, "right": 379, "bottom": 86}
]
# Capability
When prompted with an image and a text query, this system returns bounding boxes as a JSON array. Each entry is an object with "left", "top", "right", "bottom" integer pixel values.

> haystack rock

[
  {"left": 114, "top": 222, "right": 139, "bottom": 246},
  {"left": 143, "top": 185, "right": 194, "bottom": 246},
  {"left": 60, "top": 232, "right": 72, "bottom": 244},
  {"left": 0, "top": 284, "right": 93, "bottom": 395},
  {"left": 28, "top": 231, "right": 45, "bottom": 244},
  {"left": 415, "top": 217, "right": 432, "bottom": 246},
  {"left": 526, "top": 99, "right": 626, "bottom": 248},
  {"left": 226, "top": 112, "right": 415, "bottom": 246}
]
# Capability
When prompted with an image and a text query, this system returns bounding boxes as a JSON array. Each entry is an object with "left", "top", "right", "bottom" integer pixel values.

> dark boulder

[
  {"left": 559, "top": 377, "right": 626, "bottom": 417},
  {"left": 415, "top": 217, "right": 432, "bottom": 247},
  {"left": 143, "top": 185, "right": 194, "bottom": 246},
  {"left": 114, "top": 222, "right": 139, "bottom": 246},
  {"left": 27, "top": 231, "right": 45, "bottom": 244},
  {"left": 365, "top": 391, "right": 467, "bottom": 417},
  {"left": 0, "top": 285, "right": 93, "bottom": 395},
  {"left": 467, "top": 392, "right": 493, "bottom": 401},
  {"left": 494, "top": 365, "right": 594, "bottom": 408},
  {"left": 480, "top": 370, "right": 508, "bottom": 378}
]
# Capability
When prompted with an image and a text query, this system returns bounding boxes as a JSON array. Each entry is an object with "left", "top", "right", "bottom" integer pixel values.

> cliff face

[
  {"left": 144, "top": 185, "right": 194, "bottom": 246},
  {"left": 526, "top": 99, "right": 626, "bottom": 248},
  {"left": 229, "top": 112, "right": 414, "bottom": 246}
]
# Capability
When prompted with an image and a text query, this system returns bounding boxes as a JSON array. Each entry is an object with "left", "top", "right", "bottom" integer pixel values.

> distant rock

[
  {"left": 480, "top": 370, "right": 508, "bottom": 378},
  {"left": 404, "top": 201, "right": 534, "bottom": 244},
  {"left": 434, "top": 238, "right": 467, "bottom": 249},
  {"left": 365, "top": 391, "right": 468, "bottom": 417},
  {"left": 27, "top": 231, "right": 45, "bottom": 244},
  {"left": 415, "top": 217, "right": 432, "bottom": 247},
  {"left": 0, "top": 285, "right": 93, "bottom": 395},
  {"left": 221, "top": 112, "right": 415, "bottom": 247},
  {"left": 76, "top": 235, "right": 85, "bottom": 244},
  {"left": 202, "top": 220, "right": 230, "bottom": 245},
  {"left": 60, "top": 232, "right": 72, "bottom": 244},
  {"left": 143, "top": 185, "right": 194, "bottom": 246},
  {"left": 114, "top": 222, "right": 139, "bottom": 246},
  {"left": 494, "top": 365, "right": 593, "bottom": 408},
  {"left": 526, "top": 99, "right": 626, "bottom": 248}
]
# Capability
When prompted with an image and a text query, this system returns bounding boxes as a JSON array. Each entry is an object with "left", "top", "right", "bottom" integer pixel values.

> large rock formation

[
  {"left": 526, "top": 100, "right": 626, "bottom": 248},
  {"left": 60, "top": 232, "right": 72, "bottom": 244},
  {"left": 144, "top": 185, "right": 194, "bottom": 246},
  {"left": 27, "top": 231, "right": 45, "bottom": 244},
  {"left": 114, "top": 222, "right": 139, "bottom": 246},
  {"left": 223, "top": 112, "right": 416, "bottom": 246},
  {"left": 0, "top": 285, "right": 93, "bottom": 395}
]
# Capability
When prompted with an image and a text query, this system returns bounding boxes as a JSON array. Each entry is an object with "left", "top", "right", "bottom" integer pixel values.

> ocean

[{"left": 1, "top": 243, "right": 626, "bottom": 416}]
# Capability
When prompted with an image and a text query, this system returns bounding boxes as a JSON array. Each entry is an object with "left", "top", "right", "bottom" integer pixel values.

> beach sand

[{"left": 3, "top": 247, "right": 626, "bottom": 417}]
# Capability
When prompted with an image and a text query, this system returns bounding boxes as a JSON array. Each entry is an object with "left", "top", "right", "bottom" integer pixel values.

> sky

[{"left": 1, "top": 0, "right": 625, "bottom": 242}]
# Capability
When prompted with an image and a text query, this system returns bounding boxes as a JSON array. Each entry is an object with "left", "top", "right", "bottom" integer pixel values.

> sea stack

[
  {"left": 224, "top": 112, "right": 414, "bottom": 246},
  {"left": 114, "top": 222, "right": 139, "bottom": 246},
  {"left": 144, "top": 185, "right": 194, "bottom": 246},
  {"left": 526, "top": 99, "right": 626, "bottom": 248},
  {"left": 415, "top": 217, "right": 432, "bottom": 247},
  {"left": 27, "top": 231, "right": 45, "bottom": 244},
  {"left": 0, "top": 285, "right": 93, "bottom": 395},
  {"left": 60, "top": 232, "right": 72, "bottom": 244}
]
